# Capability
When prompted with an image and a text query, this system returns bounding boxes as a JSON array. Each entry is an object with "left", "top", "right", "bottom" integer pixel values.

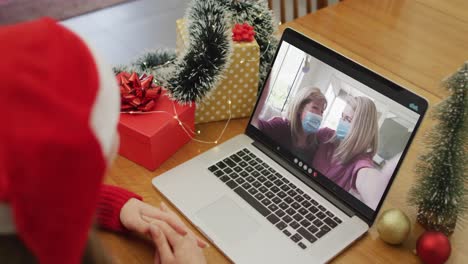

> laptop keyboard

[{"left": 207, "top": 148, "right": 342, "bottom": 250}]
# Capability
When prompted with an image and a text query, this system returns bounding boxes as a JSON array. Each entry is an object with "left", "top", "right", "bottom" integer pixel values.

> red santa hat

[{"left": 0, "top": 18, "right": 119, "bottom": 263}]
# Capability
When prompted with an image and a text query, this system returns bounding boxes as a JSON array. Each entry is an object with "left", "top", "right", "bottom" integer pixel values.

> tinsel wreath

[{"left": 116, "top": 0, "right": 277, "bottom": 103}]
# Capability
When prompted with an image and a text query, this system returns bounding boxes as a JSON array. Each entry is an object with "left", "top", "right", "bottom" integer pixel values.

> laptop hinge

[{"left": 252, "top": 140, "right": 357, "bottom": 218}]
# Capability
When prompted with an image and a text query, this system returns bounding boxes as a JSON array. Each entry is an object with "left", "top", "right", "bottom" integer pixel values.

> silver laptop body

[{"left": 153, "top": 28, "right": 427, "bottom": 263}]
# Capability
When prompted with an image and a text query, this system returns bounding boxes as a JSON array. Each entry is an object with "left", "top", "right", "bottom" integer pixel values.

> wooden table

[{"left": 99, "top": 0, "right": 468, "bottom": 263}]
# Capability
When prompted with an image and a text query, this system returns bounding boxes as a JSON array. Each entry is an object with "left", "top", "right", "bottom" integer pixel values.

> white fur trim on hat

[
  {"left": 61, "top": 24, "right": 120, "bottom": 161},
  {"left": 87, "top": 44, "right": 120, "bottom": 160}
]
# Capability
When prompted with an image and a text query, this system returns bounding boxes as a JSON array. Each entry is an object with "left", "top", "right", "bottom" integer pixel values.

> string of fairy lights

[
  {"left": 121, "top": 98, "right": 233, "bottom": 145},
  {"left": 119, "top": 38, "right": 270, "bottom": 145},
  {"left": 119, "top": 36, "right": 263, "bottom": 145}
]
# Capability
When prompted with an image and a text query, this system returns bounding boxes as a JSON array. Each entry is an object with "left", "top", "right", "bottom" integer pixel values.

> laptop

[{"left": 152, "top": 28, "right": 427, "bottom": 263}]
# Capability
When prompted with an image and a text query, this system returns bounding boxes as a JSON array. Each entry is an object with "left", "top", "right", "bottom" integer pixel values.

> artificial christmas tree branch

[{"left": 408, "top": 62, "right": 468, "bottom": 235}]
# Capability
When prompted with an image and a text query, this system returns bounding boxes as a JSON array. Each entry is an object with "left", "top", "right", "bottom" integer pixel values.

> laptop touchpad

[{"left": 195, "top": 196, "right": 260, "bottom": 245}]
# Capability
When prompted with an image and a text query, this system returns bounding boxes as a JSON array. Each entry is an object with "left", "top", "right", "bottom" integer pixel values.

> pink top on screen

[{"left": 312, "top": 127, "right": 374, "bottom": 192}]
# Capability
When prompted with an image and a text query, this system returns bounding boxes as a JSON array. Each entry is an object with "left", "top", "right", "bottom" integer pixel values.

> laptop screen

[{"left": 247, "top": 29, "right": 427, "bottom": 223}]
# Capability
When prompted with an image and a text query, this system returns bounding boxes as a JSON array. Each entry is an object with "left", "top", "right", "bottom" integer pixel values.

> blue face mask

[
  {"left": 301, "top": 111, "right": 322, "bottom": 135},
  {"left": 336, "top": 119, "right": 351, "bottom": 140}
]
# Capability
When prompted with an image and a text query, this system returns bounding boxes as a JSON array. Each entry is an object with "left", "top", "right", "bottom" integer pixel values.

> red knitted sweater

[{"left": 96, "top": 185, "right": 142, "bottom": 232}]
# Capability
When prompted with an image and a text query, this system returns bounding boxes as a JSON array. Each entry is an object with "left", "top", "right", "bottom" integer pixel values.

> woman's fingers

[
  {"left": 160, "top": 202, "right": 209, "bottom": 248},
  {"left": 195, "top": 237, "right": 208, "bottom": 248},
  {"left": 150, "top": 225, "right": 174, "bottom": 264},
  {"left": 141, "top": 214, "right": 186, "bottom": 237},
  {"left": 152, "top": 219, "right": 184, "bottom": 247},
  {"left": 151, "top": 220, "right": 207, "bottom": 264},
  {"left": 160, "top": 201, "right": 169, "bottom": 212},
  {"left": 140, "top": 203, "right": 188, "bottom": 236},
  {"left": 128, "top": 214, "right": 151, "bottom": 234}
]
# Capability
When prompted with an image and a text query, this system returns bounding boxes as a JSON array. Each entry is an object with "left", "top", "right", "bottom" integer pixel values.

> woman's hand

[
  {"left": 150, "top": 220, "right": 207, "bottom": 264},
  {"left": 356, "top": 168, "right": 388, "bottom": 210},
  {"left": 120, "top": 199, "right": 207, "bottom": 248}
]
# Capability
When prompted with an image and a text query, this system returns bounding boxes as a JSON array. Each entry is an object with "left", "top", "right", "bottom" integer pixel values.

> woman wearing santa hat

[{"left": 0, "top": 18, "right": 206, "bottom": 264}]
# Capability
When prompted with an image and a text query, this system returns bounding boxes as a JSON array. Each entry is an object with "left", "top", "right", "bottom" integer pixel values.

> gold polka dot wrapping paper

[{"left": 176, "top": 19, "right": 260, "bottom": 124}]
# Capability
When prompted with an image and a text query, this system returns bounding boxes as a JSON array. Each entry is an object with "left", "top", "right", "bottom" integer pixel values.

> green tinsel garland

[
  {"left": 113, "top": 49, "right": 176, "bottom": 76},
  {"left": 134, "top": 50, "right": 176, "bottom": 72},
  {"left": 117, "top": 0, "right": 277, "bottom": 103},
  {"left": 160, "top": 0, "right": 233, "bottom": 103}
]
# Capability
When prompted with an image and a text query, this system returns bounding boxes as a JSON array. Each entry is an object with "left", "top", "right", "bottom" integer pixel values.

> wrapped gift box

[
  {"left": 118, "top": 90, "right": 195, "bottom": 171},
  {"left": 176, "top": 19, "right": 260, "bottom": 124}
]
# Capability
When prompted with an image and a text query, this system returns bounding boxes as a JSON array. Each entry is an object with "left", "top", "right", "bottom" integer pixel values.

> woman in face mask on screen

[
  {"left": 258, "top": 87, "right": 327, "bottom": 162},
  {"left": 312, "top": 96, "right": 390, "bottom": 210}
]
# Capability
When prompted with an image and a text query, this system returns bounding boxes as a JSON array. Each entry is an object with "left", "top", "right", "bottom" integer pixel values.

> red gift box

[{"left": 118, "top": 90, "right": 195, "bottom": 171}]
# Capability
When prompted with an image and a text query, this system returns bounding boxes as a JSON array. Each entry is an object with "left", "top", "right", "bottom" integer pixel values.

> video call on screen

[{"left": 251, "top": 42, "right": 420, "bottom": 210}]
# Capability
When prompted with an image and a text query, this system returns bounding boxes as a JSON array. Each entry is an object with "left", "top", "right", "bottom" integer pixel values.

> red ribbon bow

[
  {"left": 117, "top": 72, "right": 162, "bottom": 112},
  {"left": 232, "top": 23, "right": 255, "bottom": 42}
]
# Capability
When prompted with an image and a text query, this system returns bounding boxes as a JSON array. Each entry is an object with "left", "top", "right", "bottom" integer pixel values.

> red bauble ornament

[{"left": 416, "top": 231, "right": 451, "bottom": 264}]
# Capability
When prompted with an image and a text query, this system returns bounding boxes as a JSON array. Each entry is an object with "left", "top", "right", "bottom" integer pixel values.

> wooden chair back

[{"left": 268, "top": 0, "right": 342, "bottom": 23}]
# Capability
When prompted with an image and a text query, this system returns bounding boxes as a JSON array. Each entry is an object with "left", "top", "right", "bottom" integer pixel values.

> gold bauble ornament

[{"left": 377, "top": 208, "right": 411, "bottom": 245}]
